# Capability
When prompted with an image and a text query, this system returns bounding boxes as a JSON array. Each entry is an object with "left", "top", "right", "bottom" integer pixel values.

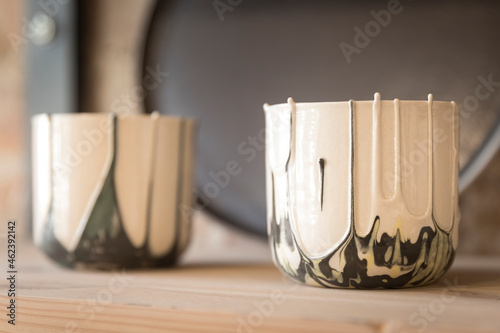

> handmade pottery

[
  {"left": 263, "top": 93, "right": 460, "bottom": 288},
  {"left": 32, "top": 113, "right": 196, "bottom": 269}
]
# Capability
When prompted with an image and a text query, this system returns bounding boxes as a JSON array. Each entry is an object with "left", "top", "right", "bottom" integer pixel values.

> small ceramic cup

[
  {"left": 263, "top": 93, "right": 460, "bottom": 288},
  {"left": 32, "top": 113, "right": 196, "bottom": 269}
]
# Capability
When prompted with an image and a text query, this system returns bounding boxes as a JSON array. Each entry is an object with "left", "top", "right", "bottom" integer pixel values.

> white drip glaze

[{"left": 264, "top": 94, "right": 460, "bottom": 258}]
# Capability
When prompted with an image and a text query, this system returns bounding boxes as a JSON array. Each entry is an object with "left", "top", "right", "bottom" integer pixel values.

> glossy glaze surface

[
  {"left": 264, "top": 93, "right": 460, "bottom": 288},
  {"left": 32, "top": 113, "right": 196, "bottom": 269}
]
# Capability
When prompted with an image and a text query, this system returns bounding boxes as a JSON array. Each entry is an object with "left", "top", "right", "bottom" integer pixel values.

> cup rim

[
  {"left": 31, "top": 112, "right": 197, "bottom": 123},
  {"left": 263, "top": 96, "right": 456, "bottom": 112}
]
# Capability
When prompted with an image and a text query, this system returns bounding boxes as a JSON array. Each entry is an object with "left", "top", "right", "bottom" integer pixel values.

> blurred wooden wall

[{"left": 0, "top": 0, "right": 27, "bottom": 239}]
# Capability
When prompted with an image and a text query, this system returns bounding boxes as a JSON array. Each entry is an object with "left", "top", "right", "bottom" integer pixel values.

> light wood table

[{"left": 1, "top": 236, "right": 499, "bottom": 332}]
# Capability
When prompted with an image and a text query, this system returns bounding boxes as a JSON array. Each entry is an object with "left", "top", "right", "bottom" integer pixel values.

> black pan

[{"left": 143, "top": 0, "right": 500, "bottom": 235}]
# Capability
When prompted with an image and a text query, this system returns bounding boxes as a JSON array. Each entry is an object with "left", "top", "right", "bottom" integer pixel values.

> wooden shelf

[{"left": 1, "top": 238, "right": 499, "bottom": 332}]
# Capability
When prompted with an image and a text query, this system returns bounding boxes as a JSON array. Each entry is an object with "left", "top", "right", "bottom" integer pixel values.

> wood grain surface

[{"left": 0, "top": 233, "right": 499, "bottom": 333}]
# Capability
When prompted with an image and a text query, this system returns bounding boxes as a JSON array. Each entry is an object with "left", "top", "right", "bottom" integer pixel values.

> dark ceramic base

[{"left": 270, "top": 214, "right": 455, "bottom": 289}]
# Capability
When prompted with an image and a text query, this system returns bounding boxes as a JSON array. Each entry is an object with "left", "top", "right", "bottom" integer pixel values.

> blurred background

[{"left": 1, "top": 0, "right": 500, "bottom": 256}]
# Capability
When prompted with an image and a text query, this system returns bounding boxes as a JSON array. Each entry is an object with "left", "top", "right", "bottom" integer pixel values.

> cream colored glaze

[
  {"left": 114, "top": 114, "right": 157, "bottom": 248},
  {"left": 176, "top": 119, "right": 197, "bottom": 254},
  {"left": 264, "top": 94, "right": 460, "bottom": 258},
  {"left": 32, "top": 113, "right": 195, "bottom": 257},
  {"left": 291, "top": 99, "right": 351, "bottom": 258},
  {"left": 148, "top": 117, "right": 182, "bottom": 257},
  {"left": 32, "top": 114, "right": 52, "bottom": 246},
  {"left": 264, "top": 105, "right": 293, "bottom": 231},
  {"left": 51, "top": 114, "right": 113, "bottom": 252}
]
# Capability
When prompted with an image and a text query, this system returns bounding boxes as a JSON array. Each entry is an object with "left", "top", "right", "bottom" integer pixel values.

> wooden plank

[{"left": 1, "top": 238, "right": 499, "bottom": 332}]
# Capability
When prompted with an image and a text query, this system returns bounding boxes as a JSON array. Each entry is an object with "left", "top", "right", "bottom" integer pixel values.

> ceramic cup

[
  {"left": 263, "top": 93, "right": 460, "bottom": 288},
  {"left": 32, "top": 113, "right": 196, "bottom": 269}
]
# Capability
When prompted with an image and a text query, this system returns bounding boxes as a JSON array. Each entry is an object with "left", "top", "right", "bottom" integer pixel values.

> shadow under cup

[
  {"left": 32, "top": 113, "right": 196, "bottom": 269},
  {"left": 264, "top": 94, "right": 460, "bottom": 288}
]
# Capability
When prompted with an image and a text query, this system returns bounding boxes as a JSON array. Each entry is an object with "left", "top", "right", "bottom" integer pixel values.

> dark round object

[{"left": 143, "top": 0, "right": 500, "bottom": 235}]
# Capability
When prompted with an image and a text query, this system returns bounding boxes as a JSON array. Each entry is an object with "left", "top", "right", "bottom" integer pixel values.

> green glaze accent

[{"left": 39, "top": 114, "right": 180, "bottom": 269}]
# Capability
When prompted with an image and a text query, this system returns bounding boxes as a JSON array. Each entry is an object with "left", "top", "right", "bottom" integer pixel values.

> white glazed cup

[
  {"left": 263, "top": 93, "right": 460, "bottom": 288},
  {"left": 32, "top": 113, "right": 196, "bottom": 269}
]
